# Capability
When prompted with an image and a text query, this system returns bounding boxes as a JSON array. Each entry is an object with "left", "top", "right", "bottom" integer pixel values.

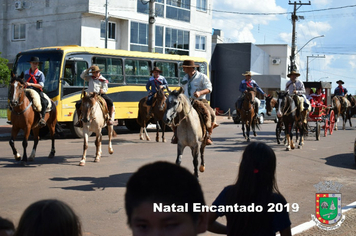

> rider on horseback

[
  {"left": 334, "top": 80, "right": 349, "bottom": 108},
  {"left": 145, "top": 67, "right": 168, "bottom": 118},
  {"left": 285, "top": 71, "right": 309, "bottom": 109},
  {"left": 236, "top": 71, "right": 267, "bottom": 122},
  {"left": 24, "top": 57, "right": 48, "bottom": 128},
  {"left": 74, "top": 65, "right": 115, "bottom": 127},
  {"left": 171, "top": 60, "right": 218, "bottom": 145}
]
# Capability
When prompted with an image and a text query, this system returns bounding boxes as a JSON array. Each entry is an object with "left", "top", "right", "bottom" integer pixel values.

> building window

[
  {"left": 36, "top": 20, "right": 43, "bottom": 30},
  {"left": 137, "top": 0, "right": 164, "bottom": 17},
  {"left": 195, "top": 35, "right": 206, "bottom": 50},
  {"left": 130, "top": 21, "right": 163, "bottom": 53},
  {"left": 165, "top": 28, "right": 189, "bottom": 55},
  {"left": 45, "top": 0, "right": 49, "bottom": 7},
  {"left": 196, "top": 0, "right": 206, "bottom": 11},
  {"left": 13, "top": 23, "right": 26, "bottom": 40},
  {"left": 100, "top": 21, "right": 116, "bottom": 39},
  {"left": 166, "top": 0, "right": 190, "bottom": 22}
]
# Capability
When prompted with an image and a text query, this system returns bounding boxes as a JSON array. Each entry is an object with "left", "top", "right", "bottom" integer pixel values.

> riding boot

[
  {"left": 38, "top": 108, "right": 47, "bottom": 128},
  {"left": 206, "top": 127, "right": 213, "bottom": 145},
  {"left": 171, "top": 125, "right": 178, "bottom": 144},
  {"left": 107, "top": 106, "right": 115, "bottom": 125},
  {"left": 74, "top": 109, "right": 83, "bottom": 128},
  {"left": 146, "top": 105, "right": 152, "bottom": 119}
]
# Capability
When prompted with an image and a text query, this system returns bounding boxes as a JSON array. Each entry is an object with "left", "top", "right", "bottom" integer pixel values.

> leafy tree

[{"left": 0, "top": 52, "right": 11, "bottom": 87}]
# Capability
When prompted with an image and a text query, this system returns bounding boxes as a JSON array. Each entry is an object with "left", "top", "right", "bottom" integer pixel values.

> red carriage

[{"left": 304, "top": 82, "right": 335, "bottom": 140}]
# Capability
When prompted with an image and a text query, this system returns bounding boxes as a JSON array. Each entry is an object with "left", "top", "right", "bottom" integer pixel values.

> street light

[{"left": 297, "top": 35, "right": 324, "bottom": 54}]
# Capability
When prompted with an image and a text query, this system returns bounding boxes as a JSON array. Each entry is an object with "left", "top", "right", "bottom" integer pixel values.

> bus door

[{"left": 62, "top": 59, "right": 88, "bottom": 97}]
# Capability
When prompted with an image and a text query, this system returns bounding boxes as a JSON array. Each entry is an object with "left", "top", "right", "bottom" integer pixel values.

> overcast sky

[{"left": 212, "top": 0, "right": 356, "bottom": 93}]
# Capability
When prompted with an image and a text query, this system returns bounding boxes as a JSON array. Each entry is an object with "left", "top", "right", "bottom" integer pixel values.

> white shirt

[
  {"left": 181, "top": 71, "right": 212, "bottom": 100},
  {"left": 80, "top": 69, "right": 108, "bottom": 94},
  {"left": 285, "top": 79, "right": 305, "bottom": 95}
]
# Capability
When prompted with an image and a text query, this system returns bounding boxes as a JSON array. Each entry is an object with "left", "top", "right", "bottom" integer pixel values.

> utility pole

[
  {"left": 289, "top": 1, "right": 311, "bottom": 73},
  {"left": 105, "top": 0, "right": 108, "bottom": 49},
  {"left": 306, "top": 55, "right": 325, "bottom": 82},
  {"left": 148, "top": 0, "right": 156, "bottom": 52}
]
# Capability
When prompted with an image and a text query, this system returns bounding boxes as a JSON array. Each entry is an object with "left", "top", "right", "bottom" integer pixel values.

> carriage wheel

[
  {"left": 329, "top": 110, "right": 335, "bottom": 135},
  {"left": 316, "top": 121, "right": 320, "bottom": 141},
  {"left": 324, "top": 119, "right": 328, "bottom": 137}
]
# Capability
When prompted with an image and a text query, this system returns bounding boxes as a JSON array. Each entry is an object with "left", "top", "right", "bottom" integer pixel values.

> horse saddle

[
  {"left": 191, "top": 100, "right": 212, "bottom": 136},
  {"left": 96, "top": 95, "right": 110, "bottom": 118},
  {"left": 25, "top": 89, "right": 52, "bottom": 113}
]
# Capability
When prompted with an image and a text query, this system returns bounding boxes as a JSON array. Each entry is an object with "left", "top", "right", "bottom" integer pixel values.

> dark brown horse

[
  {"left": 346, "top": 94, "right": 356, "bottom": 127},
  {"left": 137, "top": 87, "right": 168, "bottom": 142},
  {"left": 332, "top": 95, "right": 350, "bottom": 130},
  {"left": 266, "top": 95, "right": 284, "bottom": 144},
  {"left": 276, "top": 92, "right": 307, "bottom": 150},
  {"left": 239, "top": 87, "right": 259, "bottom": 142},
  {"left": 9, "top": 72, "right": 57, "bottom": 165}
]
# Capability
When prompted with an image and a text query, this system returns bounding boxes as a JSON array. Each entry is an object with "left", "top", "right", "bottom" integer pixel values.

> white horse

[
  {"left": 79, "top": 92, "right": 115, "bottom": 166},
  {"left": 163, "top": 87, "right": 207, "bottom": 178}
]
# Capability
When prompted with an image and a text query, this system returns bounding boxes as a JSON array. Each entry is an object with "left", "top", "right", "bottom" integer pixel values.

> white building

[{"left": 0, "top": 0, "right": 212, "bottom": 65}]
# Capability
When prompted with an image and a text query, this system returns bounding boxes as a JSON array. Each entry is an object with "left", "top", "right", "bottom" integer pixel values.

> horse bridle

[
  {"left": 169, "top": 97, "right": 193, "bottom": 126},
  {"left": 279, "top": 95, "right": 297, "bottom": 116},
  {"left": 9, "top": 83, "right": 33, "bottom": 115}
]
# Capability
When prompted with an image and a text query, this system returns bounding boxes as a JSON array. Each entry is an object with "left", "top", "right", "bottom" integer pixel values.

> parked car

[{"left": 232, "top": 100, "right": 278, "bottom": 124}]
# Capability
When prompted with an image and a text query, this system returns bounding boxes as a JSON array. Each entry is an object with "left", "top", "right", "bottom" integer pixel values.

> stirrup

[
  {"left": 171, "top": 135, "right": 178, "bottom": 144},
  {"left": 74, "top": 121, "right": 83, "bottom": 128},
  {"left": 38, "top": 119, "right": 46, "bottom": 128}
]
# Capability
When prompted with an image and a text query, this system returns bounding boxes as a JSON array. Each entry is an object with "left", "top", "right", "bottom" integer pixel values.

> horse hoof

[
  {"left": 28, "top": 157, "right": 35, "bottom": 161},
  {"left": 14, "top": 153, "right": 21, "bottom": 161},
  {"left": 156, "top": 138, "right": 159, "bottom": 142},
  {"left": 20, "top": 161, "right": 28, "bottom": 167},
  {"left": 140, "top": 137, "right": 143, "bottom": 140},
  {"left": 162, "top": 138, "right": 166, "bottom": 143},
  {"left": 94, "top": 158, "right": 100, "bottom": 163},
  {"left": 79, "top": 161, "right": 85, "bottom": 166},
  {"left": 48, "top": 153, "right": 55, "bottom": 159},
  {"left": 254, "top": 133, "right": 257, "bottom": 137},
  {"left": 199, "top": 165, "right": 205, "bottom": 172},
  {"left": 109, "top": 149, "right": 114, "bottom": 155}
]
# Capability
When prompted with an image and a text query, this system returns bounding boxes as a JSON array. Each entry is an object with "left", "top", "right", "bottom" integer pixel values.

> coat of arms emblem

[{"left": 311, "top": 181, "right": 345, "bottom": 230}]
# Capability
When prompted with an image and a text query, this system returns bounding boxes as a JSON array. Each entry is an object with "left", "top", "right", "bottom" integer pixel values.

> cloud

[{"left": 212, "top": 0, "right": 286, "bottom": 43}]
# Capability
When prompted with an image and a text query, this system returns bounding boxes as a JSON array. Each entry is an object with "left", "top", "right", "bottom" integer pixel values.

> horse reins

[
  {"left": 172, "top": 99, "right": 194, "bottom": 127},
  {"left": 10, "top": 83, "right": 33, "bottom": 115}
]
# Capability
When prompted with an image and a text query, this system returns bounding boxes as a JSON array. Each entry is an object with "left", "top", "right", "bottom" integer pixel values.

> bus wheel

[
  {"left": 125, "top": 119, "right": 141, "bottom": 132},
  {"left": 70, "top": 110, "right": 93, "bottom": 138}
]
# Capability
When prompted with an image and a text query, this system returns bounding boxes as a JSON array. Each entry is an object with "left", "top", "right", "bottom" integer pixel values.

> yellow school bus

[{"left": 10, "top": 45, "right": 209, "bottom": 137}]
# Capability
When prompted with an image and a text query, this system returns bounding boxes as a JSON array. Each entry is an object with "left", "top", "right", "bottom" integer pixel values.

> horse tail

[
  {"left": 253, "top": 117, "right": 260, "bottom": 130},
  {"left": 136, "top": 98, "right": 145, "bottom": 127}
]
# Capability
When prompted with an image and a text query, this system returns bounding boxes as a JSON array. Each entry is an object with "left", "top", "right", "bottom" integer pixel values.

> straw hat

[
  {"left": 287, "top": 71, "right": 300, "bottom": 78},
  {"left": 89, "top": 65, "right": 101, "bottom": 72},
  {"left": 181, "top": 60, "right": 200, "bottom": 68},
  {"left": 242, "top": 71, "right": 253, "bottom": 76}
]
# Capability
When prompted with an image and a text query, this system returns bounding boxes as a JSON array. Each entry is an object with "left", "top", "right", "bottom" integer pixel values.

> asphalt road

[{"left": 0, "top": 117, "right": 355, "bottom": 236}]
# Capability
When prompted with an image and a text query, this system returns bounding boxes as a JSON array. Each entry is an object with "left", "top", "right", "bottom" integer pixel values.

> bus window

[
  {"left": 125, "top": 59, "right": 151, "bottom": 84},
  {"left": 63, "top": 60, "right": 88, "bottom": 86},
  {"left": 14, "top": 52, "right": 61, "bottom": 94},
  {"left": 154, "top": 61, "right": 178, "bottom": 85},
  {"left": 93, "top": 57, "right": 124, "bottom": 84}
]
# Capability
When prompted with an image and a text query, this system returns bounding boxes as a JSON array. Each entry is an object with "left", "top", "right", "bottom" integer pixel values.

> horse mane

[{"left": 246, "top": 87, "right": 256, "bottom": 93}]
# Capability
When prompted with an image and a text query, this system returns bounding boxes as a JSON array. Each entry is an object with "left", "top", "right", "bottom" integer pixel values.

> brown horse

[
  {"left": 239, "top": 87, "right": 259, "bottom": 142},
  {"left": 332, "top": 95, "right": 349, "bottom": 130},
  {"left": 137, "top": 87, "right": 167, "bottom": 142},
  {"left": 346, "top": 94, "right": 356, "bottom": 127},
  {"left": 9, "top": 72, "right": 57, "bottom": 165},
  {"left": 266, "top": 95, "right": 284, "bottom": 144}
]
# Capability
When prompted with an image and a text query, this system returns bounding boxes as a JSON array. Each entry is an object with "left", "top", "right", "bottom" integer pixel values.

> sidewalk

[
  {"left": 293, "top": 206, "right": 356, "bottom": 235},
  {"left": 0, "top": 118, "right": 13, "bottom": 138}
]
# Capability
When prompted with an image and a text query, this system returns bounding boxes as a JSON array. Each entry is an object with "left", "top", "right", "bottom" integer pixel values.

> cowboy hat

[
  {"left": 150, "top": 67, "right": 162, "bottom": 73},
  {"left": 88, "top": 65, "right": 101, "bottom": 72},
  {"left": 181, "top": 60, "right": 200, "bottom": 68},
  {"left": 27, "top": 57, "right": 42, "bottom": 64},
  {"left": 287, "top": 71, "right": 300, "bottom": 78},
  {"left": 336, "top": 80, "right": 344, "bottom": 84},
  {"left": 242, "top": 71, "right": 253, "bottom": 76}
]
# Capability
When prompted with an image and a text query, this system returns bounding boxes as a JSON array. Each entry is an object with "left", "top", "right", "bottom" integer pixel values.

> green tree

[{"left": 0, "top": 52, "right": 11, "bottom": 87}]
